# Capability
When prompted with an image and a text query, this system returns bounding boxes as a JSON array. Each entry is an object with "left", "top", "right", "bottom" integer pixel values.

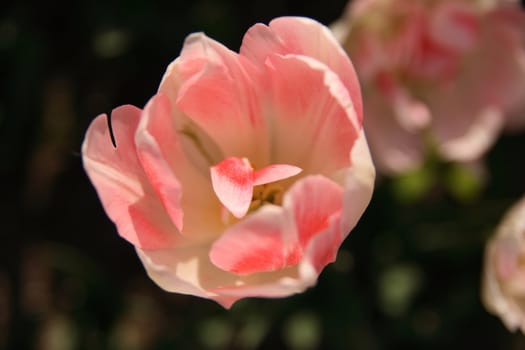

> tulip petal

[
  {"left": 209, "top": 205, "right": 300, "bottom": 275},
  {"left": 435, "top": 106, "right": 503, "bottom": 162},
  {"left": 363, "top": 90, "right": 424, "bottom": 174},
  {"left": 135, "top": 94, "right": 184, "bottom": 231},
  {"left": 82, "top": 106, "right": 178, "bottom": 249},
  {"left": 210, "top": 157, "right": 254, "bottom": 219},
  {"left": 301, "top": 215, "right": 343, "bottom": 274},
  {"left": 135, "top": 93, "right": 223, "bottom": 242},
  {"left": 297, "top": 157, "right": 373, "bottom": 273},
  {"left": 475, "top": 7, "right": 525, "bottom": 129},
  {"left": 336, "top": 129, "right": 376, "bottom": 238},
  {"left": 208, "top": 269, "right": 317, "bottom": 300},
  {"left": 241, "top": 16, "right": 363, "bottom": 123},
  {"left": 174, "top": 33, "right": 268, "bottom": 163},
  {"left": 265, "top": 54, "right": 359, "bottom": 173},
  {"left": 136, "top": 246, "right": 214, "bottom": 300},
  {"left": 253, "top": 164, "right": 302, "bottom": 186},
  {"left": 284, "top": 175, "right": 344, "bottom": 249},
  {"left": 375, "top": 73, "right": 431, "bottom": 132},
  {"left": 138, "top": 243, "right": 317, "bottom": 308}
]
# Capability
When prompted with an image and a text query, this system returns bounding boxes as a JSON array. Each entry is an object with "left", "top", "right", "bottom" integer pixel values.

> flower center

[{"left": 249, "top": 184, "right": 284, "bottom": 213}]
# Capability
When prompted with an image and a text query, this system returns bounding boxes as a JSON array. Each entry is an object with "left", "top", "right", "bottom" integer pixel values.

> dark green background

[{"left": 1, "top": 0, "right": 525, "bottom": 349}]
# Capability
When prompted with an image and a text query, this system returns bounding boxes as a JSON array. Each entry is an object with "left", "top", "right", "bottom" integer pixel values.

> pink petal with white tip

[
  {"left": 265, "top": 54, "right": 359, "bottom": 173},
  {"left": 209, "top": 205, "right": 300, "bottom": 275},
  {"left": 210, "top": 157, "right": 254, "bottom": 218},
  {"left": 241, "top": 16, "right": 363, "bottom": 123},
  {"left": 173, "top": 33, "right": 268, "bottom": 162},
  {"left": 284, "top": 175, "right": 344, "bottom": 249}
]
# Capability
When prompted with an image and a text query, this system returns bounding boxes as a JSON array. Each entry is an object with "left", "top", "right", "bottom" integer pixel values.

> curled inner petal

[
  {"left": 211, "top": 157, "right": 302, "bottom": 219},
  {"left": 210, "top": 157, "right": 254, "bottom": 219},
  {"left": 253, "top": 164, "right": 302, "bottom": 186}
]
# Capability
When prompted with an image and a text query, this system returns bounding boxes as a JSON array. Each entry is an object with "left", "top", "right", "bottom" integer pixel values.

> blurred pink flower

[
  {"left": 82, "top": 17, "right": 375, "bottom": 308},
  {"left": 332, "top": 0, "right": 525, "bottom": 174},
  {"left": 482, "top": 195, "right": 525, "bottom": 333}
]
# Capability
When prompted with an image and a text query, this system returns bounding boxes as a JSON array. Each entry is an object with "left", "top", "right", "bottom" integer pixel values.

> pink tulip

[
  {"left": 82, "top": 17, "right": 375, "bottom": 308},
  {"left": 483, "top": 195, "right": 525, "bottom": 333},
  {"left": 332, "top": 0, "right": 525, "bottom": 174}
]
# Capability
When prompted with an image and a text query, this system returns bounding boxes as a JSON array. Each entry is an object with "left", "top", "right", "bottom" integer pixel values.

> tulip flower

[
  {"left": 82, "top": 17, "right": 375, "bottom": 308},
  {"left": 483, "top": 195, "right": 525, "bottom": 333},
  {"left": 332, "top": 0, "right": 525, "bottom": 174}
]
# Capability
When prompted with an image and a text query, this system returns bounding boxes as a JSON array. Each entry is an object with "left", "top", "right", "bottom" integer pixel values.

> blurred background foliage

[{"left": 1, "top": 0, "right": 525, "bottom": 349}]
